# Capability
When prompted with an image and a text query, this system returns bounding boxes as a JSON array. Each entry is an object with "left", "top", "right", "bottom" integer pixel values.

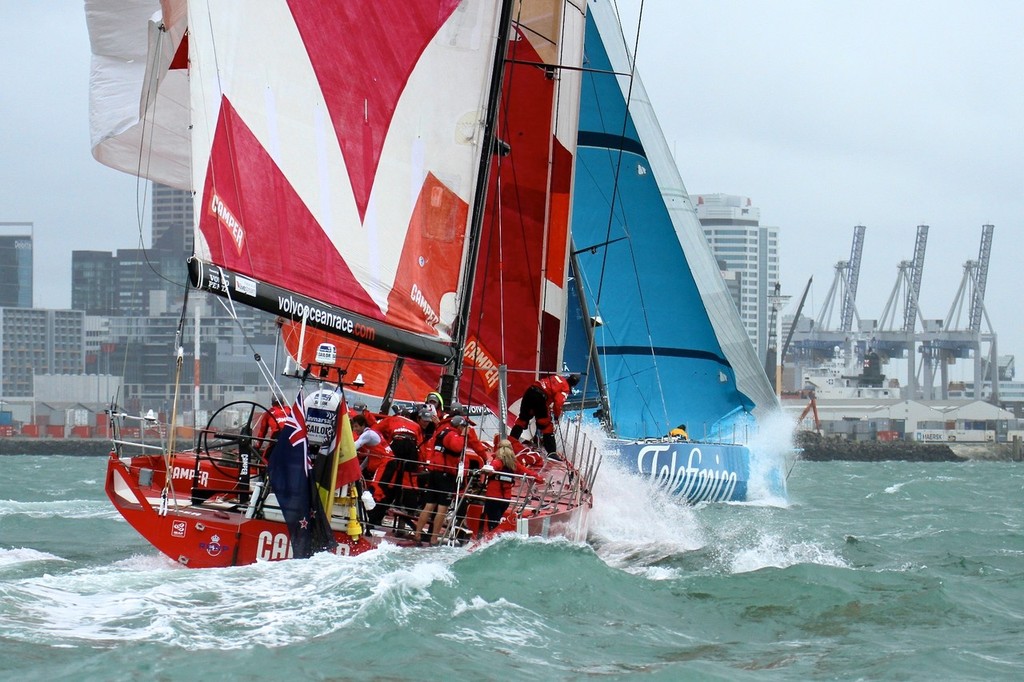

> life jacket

[
  {"left": 485, "top": 459, "right": 519, "bottom": 500},
  {"left": 430, "top": 425, "right": 464, "bottom": 473}
]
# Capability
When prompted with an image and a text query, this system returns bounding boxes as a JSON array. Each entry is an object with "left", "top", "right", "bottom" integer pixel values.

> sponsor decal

[
  {"left": 276, "top": 295, "right": 377, "bottom": 341},
  {"left": 463, "top": 337, "right": 499, "bottom": 388},
  {"left": 257, "top": 530, "right": 294, "bottom": 561},
  {"left": 634, "top": 444, "right": 739, "bottom": 502},
  {"left": 234, "top": 275, "right": 257, "bottom": 298},
  {"left": 209, "top": 193, "right": 245, "bottom": 254},
  {"left": 410, "top": 283, "right": 441, "bottom": 327},
  {"left": 200, "top": 534, "right": 227, "bottom": 557},
  {"left": 170, "top": 466, "right": 209, "bottom": 487},
  {"left": 171, "top": 520, "right": 187, "bottom": 538}
]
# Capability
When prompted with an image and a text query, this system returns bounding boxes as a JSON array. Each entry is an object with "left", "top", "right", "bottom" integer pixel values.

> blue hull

[{"left": 611, "top": 440, "right": 765, "bottom": 502}]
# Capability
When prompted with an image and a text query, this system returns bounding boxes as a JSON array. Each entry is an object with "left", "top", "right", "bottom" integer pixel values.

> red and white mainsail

[
  {"left": 88, "top": 1, "right": 589, "bottom": 419},
  {"left": 185, "top": 1, "right": 504, "bottom": 363}
]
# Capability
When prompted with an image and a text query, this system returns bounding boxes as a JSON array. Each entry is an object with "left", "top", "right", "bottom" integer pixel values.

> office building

[
  {"left": 692, "top": 194, "right": 779, "bottom": 362},
  {"left": 0, "top": 307, "right": 84, "bottom": 397},
  {"left": 0, "top": 223, "right": 33, "bottom": 308}
]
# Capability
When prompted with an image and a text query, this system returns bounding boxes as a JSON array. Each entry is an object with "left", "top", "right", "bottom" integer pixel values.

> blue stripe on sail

[
  {"left": 577, "top": 131, "right": 646, "bottom": 157},
  {"left": 599, "top": 346, "right": 732, "bottom": 368}
]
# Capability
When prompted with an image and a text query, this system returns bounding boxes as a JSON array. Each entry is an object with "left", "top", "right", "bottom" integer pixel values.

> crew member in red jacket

[
  {"left": 480, "top": 439, "right": 544, "bottom": 532},
  {"left": 509, "top": 373, "right": 579, "bottom": 456},
  {"left": 413, "top": 415, "right": 470, "bottom": 544},
  {"left": 366, "top": 408, "right": 423, "bottom": 526}
]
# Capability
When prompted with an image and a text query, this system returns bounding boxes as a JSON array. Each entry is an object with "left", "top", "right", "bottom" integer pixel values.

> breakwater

[
  {"left": 0, "top": 438, "right": 112, "bottom": 457},
  {"left": 796, "top": 432, "right": 1024, "bottom": 462}
]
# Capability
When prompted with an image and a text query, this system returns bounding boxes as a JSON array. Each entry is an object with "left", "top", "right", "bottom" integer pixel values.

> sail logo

[
  {"left": 209, "top": 193, "right": 245, "bottom": 254},
  {"left": 634, "top": 445, "right": 738, "bottom": 502},
  {"left": 410, "top": 283, "right": 441, "bottom": 327},
  {"left": 276, "top": 295, "right": 376, "bottom": 341},
  {"left": 463, "top": 337, "right": 499, "bottom": 388}
]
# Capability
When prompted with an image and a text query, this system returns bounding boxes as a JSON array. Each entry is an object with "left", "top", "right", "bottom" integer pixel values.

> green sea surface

[{"left": 0, "top": 454, "right": 1021, "bottom": 680}]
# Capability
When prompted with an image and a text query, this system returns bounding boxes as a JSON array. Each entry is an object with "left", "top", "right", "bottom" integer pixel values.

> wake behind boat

[{"left": 86, "top": 1, "right": 601, "bottom": 566}]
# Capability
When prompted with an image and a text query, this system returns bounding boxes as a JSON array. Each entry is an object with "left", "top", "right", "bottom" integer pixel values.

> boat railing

[{"left": 107, "top": 408, "right": 168, "bottom": 458}]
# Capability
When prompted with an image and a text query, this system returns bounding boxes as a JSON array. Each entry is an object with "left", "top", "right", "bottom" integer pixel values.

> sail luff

[{"left": 455, "top": 1, "right": 588, "bottom": 421}]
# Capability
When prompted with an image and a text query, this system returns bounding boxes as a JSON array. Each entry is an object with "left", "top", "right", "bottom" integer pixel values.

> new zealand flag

[{"left": 267, "top": 389, "right": 336, "bottom": 558}]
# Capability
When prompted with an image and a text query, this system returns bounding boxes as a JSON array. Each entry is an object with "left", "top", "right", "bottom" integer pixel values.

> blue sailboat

[{"left": 564, "top": 1, "right": 787, "bottom": 502}]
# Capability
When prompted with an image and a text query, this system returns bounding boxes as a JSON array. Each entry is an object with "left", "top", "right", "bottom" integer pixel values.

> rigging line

[
  {"left": 592, "top": 0, "right": 650, "bottom": 305},
  {"left": 212, "top": 293, "right": 288, "bottom": 402},
  {"left": 571, "top": 235, "right": 628, "bottom": 255},
  {"left": 134, "top": 24, "right": 187, "bottom": 292},
  {"left": 118, "top": 21, "right": 171, "bottom": 392}
]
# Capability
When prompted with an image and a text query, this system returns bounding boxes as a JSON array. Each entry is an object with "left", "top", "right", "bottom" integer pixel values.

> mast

[
  {"left": 441, "top": 0, "right": 516, "bottom": 406},
  {"left": 570, "top": 241, "right": 614, "bottom": 434}
]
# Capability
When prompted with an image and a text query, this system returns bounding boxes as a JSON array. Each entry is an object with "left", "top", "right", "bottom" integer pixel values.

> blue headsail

[{"left": 564, "top": 2, "right": 784, "bottom": 501}]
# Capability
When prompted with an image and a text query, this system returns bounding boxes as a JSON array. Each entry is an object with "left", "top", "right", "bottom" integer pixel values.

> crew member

[
  {"left": 413, "top": 415, "right": 469, "bottom": 545},
  {"left": 509, "top": 373, "right": 579, "bottom": 457},
  {"left": 480, "top": 439, "right": 544, "bottom": 532}
]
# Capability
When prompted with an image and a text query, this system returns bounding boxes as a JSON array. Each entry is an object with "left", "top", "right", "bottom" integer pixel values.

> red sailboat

[{"left": 87, "top": 0, "right": 601, "bottom": 567}]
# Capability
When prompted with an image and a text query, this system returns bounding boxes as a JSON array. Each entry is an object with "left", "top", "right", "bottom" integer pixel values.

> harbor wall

[{"left": 796, "top": 432, "right": 1024, "bottom": 462}]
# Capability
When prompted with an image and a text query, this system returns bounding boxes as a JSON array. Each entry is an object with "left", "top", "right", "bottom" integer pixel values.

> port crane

[
  {"left": 874, "top": 225, "right": 928, "bottom": 398},
  {"left": 920, "top": 225, "right": 996, "bottom": 400}
]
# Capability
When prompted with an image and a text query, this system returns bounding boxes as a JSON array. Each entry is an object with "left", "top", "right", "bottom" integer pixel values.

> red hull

[{"left": 105, "top": 449, "right": 592, "bottom": 568}]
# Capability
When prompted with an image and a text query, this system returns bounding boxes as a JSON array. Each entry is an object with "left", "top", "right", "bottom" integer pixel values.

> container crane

[
  {"left": 788, "top": 226, "right": 867, "bottom": 376},
  {"left": 875, "top": 225, "right": 928, "bottom": 397},
  {"left": 921, "top": 225, "right": 996, "bottom": 400}
]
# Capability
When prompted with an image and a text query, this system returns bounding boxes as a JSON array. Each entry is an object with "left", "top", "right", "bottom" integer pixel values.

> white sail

[{"left": 86, "top": 0, "right": 190, "bottom": 189}]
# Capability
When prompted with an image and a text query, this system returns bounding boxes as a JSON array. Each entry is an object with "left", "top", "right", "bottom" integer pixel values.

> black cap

[{"left": 566, "top": 373, "right": 580, "bottom": 387}]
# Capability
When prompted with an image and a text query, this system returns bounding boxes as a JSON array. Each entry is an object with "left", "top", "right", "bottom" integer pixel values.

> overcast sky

[{"left": 3, "top": 2, "right": 1022, "bottom": 380}]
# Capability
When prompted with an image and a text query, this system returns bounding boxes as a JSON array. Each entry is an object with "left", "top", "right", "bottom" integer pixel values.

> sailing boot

[
  {"left": 542, "top": 433, "right": 561, "bottom": 460},
  {"left": 509, "top": 424, "right": 523, "bottom": 441}
]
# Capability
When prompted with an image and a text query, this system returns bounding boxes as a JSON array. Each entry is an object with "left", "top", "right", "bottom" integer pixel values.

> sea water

[{"left": 0, "top": 453, "right": 1021, "bottom": 681}]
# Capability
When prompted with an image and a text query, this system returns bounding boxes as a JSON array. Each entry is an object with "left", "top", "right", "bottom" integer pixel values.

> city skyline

[{"left": 2, "top": 1, "right": 1021, "bottom": 378}]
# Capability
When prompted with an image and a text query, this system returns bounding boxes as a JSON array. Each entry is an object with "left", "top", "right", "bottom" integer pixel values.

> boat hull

[
  {"left": 105, "top": 449, "right": 592, "bottom": 567},
  {"left": 611, "top": 439, "right": 781, "bottom": 502}
]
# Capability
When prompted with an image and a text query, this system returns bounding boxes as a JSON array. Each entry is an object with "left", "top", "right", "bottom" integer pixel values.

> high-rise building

[
  {"left": 693, "top": 194, "right": 779, "bottom": 363},
  {"left": 0, "top": 307, "right": 84, "bottom": 397},
  {"left": 0, "top": 222, "right": 33, "bottom": 308},
  {"left": 72, "top": 250, "right": 118, "bottom": 315},
  {"left": 152, "top": 182, "right": 193, "bottom": 255}
]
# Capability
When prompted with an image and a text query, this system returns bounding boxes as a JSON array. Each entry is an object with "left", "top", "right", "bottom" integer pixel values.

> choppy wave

[{"left": 0, "top": 455, "right": 1021, "bottom": 681}]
